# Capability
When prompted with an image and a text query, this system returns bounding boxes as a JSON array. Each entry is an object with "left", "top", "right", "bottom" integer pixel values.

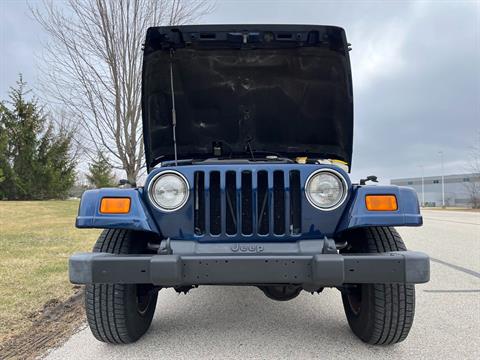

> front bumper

[{"left": 69, "top": 240, "right": 430, "bottom": 286}]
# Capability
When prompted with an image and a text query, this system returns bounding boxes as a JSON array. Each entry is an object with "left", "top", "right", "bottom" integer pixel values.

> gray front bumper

[{"left": 69, "top": 241, "right": 429, "bottom": 286}]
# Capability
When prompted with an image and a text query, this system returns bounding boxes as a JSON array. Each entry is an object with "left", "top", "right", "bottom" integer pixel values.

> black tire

[
  {"left": 340, "top": 227, "right": 415, "bottom": 345},
  {"left": 85, "top": 229, "right": 158, "bottom": 344}
]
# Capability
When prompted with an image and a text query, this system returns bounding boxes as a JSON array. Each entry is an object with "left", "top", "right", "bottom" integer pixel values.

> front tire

[
  {"left": 85, "top": 229, "right": 158, "bottom": 344},
  {"left": 340, "top": 227, "right": 415, "bottom": 345}
]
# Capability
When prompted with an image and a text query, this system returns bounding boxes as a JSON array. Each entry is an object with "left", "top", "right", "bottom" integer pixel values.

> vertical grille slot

[
  {"left": 225, "top": 171, "right": 237, "bottom": 235},
  {"left": 241, "top": 171, "right": 253, "bottom": 235},
  {"left": 290, "top": 170, "right": 302, "bottom": 234},
  {"left": 194, "top": 171, "right": 205, "bottom": 235},
  {"left": 209, "top": 171, "right": 221, "bottom": 235},
  {"left": 193, "top": 168, "right": 302, "bottom": 238},
  {"left": 273, "top": 171, "right": 285, "bottom": 235},
  {"left": 257, "top": 171, "right": 269, "bottom": 235}
]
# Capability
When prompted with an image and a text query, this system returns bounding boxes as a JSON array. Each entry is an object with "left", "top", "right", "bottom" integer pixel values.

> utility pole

[
  {"left": 439, "top": 151, "right": 445, "bottom": 208},
  {"left": 418, "top": 165, "right": 425, "bottom": 207}
]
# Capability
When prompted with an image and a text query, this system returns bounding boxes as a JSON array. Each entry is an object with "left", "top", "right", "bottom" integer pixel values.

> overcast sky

[{"left": 1, "top": 0, "right": 479, "bottom": 183}]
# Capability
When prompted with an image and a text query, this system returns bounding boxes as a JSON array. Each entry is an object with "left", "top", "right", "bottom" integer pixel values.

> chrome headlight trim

[
  {"left": 147, "top": 170, "right": 190, "bottom": 212},
  {"left": 305, "top": 168, "right": 348, "bottom": 211}
]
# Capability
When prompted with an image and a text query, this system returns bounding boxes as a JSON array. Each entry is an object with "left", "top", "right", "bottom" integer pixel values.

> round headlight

[
  {"left": 149, "top": 171, "right": 189, "bottom": 212},
  {"left": 305, "top": 169, "right": 347, "bottom": 210}
]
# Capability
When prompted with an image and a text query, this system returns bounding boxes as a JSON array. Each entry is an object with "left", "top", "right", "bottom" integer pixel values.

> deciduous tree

[
  {"left": 33, "top": 0, "right": 213, "bottom": 184},
  {"left": 464, "top": 137, "right": 480, "bottom": 208}
]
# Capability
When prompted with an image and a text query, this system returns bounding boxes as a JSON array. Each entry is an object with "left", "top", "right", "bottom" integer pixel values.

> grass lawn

[{"left": 0, "top": 200, "right": 99, "bottom": 343}]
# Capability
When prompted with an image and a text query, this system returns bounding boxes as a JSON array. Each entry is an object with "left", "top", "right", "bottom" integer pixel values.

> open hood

[{"left": 142, "top": 25, "right": 353, "bottom": 170}]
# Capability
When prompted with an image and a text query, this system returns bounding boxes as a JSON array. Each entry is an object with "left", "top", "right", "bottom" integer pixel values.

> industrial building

[{"left": 391, "top": 173, "right": 480, "bottom": 207}]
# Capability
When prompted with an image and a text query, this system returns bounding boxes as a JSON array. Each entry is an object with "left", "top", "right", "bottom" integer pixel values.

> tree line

[
  {"left": 0, "top": 77, "right": 116, "bottom": 200},
  {"left": 1, "top": 1, "right": 212, "bottom": 200}
]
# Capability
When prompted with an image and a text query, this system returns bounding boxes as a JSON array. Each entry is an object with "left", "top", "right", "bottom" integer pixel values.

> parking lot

[{"left": 46, "top": 210, "right": 480, "bottom": 360}]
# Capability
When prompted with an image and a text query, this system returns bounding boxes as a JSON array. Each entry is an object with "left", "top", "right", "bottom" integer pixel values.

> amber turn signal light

[
  {"left": 365, "top": 195, "right": 398, "bottom": 211},
  {"left": 100, "top": 197, "right": 131, "bottom": 214}
]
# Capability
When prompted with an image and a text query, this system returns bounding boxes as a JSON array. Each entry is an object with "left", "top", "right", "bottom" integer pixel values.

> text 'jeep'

[{"left": 70, "top": 25, "right": 430, "bottom": 345}]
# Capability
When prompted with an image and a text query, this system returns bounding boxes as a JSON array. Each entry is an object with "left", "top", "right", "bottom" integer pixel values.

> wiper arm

[{"left": 244, "top": 137, "right": 255, "bottom": 160}]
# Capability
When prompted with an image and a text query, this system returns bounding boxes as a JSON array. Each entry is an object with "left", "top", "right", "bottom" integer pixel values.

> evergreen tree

[
  {"left": 86, "top": 152, "right": 116, "bottom": 188},
  {"left": 0, "top": 109, "right": 9, "bottom": 190},
  {"left": 36, "top": 124, "right": 76, "bottom": 199},
  {"left": 0, "top": 76, "right": 76, "bottom": 200}
]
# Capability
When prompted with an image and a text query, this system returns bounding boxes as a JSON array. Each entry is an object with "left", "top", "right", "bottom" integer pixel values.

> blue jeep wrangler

[{"left": 70, "top": 25, "right": 430, "bottom": 345}]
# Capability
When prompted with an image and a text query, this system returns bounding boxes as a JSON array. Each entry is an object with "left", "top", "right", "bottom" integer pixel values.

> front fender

[
  {"left": 76, "top": 188, "right": 160, "bottom": 234},
  {"left": 336, "top": 185, "right": 422, "bottom": 233}
]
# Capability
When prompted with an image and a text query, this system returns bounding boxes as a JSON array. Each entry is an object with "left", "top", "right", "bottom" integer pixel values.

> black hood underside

[{"left": 142, "top": 25, "right": 353, "bottom": 170}]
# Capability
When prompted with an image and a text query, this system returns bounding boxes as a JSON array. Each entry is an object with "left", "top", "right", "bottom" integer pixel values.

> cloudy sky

[{"left": 1, "top": 0, "right": 479, "bottom": 183}]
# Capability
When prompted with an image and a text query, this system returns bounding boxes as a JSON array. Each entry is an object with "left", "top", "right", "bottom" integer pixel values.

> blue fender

[
  {"left": 336, "top": 185, "right": 422, "bottom": 233},
  {"left": 76, "top": 188, "right": 160, "bottom": 234}
]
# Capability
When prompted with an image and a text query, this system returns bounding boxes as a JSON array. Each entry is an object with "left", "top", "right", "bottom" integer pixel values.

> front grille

[{"left": 194, "top": 169, "right": 301, "bottom": 237}]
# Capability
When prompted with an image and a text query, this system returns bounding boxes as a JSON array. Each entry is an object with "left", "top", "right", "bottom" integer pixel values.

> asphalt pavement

[{"left": 46, "top": 210, "right": 480, "bottom": 360}]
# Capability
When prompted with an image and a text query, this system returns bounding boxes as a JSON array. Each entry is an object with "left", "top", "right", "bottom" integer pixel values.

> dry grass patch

[{"left": 0, "top": 200, "right": 99, "bottom": 343}]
